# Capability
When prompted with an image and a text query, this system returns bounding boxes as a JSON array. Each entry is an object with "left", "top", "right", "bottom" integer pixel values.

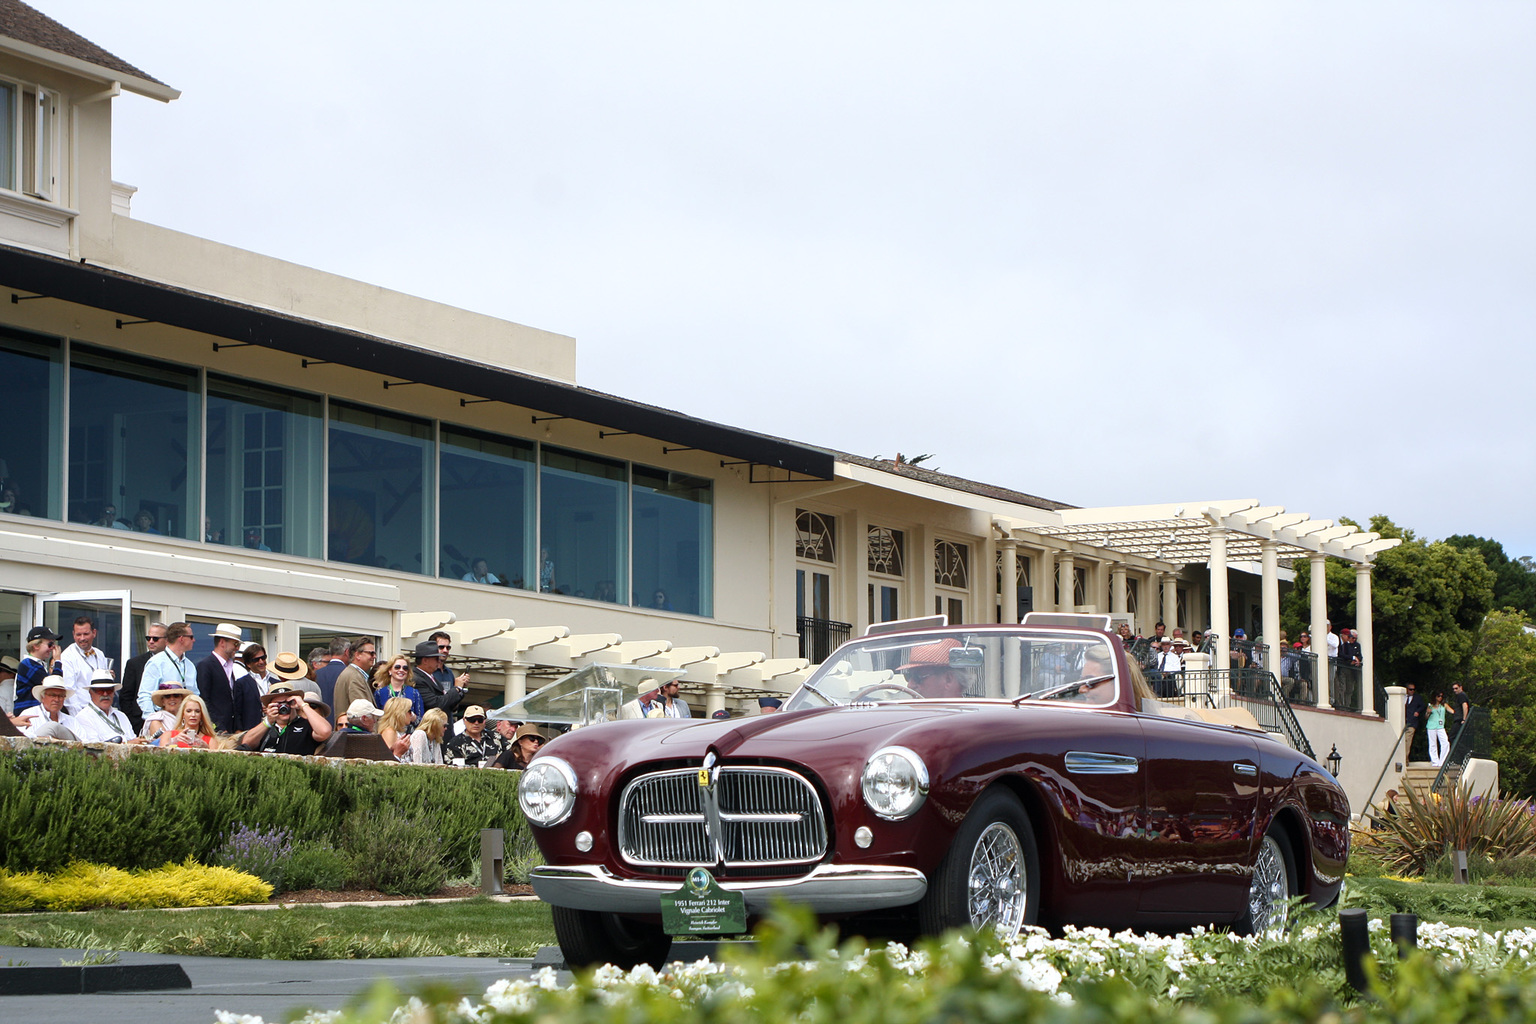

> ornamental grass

[
  {"left": 1353, "top": 785, "right": 1536, "bottom": 875},
  {"left": 0, "top": 858, "right": 271, "bottom": 912}
]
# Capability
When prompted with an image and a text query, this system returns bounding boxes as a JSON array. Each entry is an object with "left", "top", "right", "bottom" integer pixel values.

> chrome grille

[{"left": 618, "top": 767, "right": 827, "bottom": 867}]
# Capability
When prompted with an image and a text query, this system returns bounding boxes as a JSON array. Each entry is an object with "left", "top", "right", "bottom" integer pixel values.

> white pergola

[
  {"left": 398, "top": 613, "right": 809, "bottom": 717},
  {"left": 1021, "top": 499, "right": 1401, "bottom": 712}
]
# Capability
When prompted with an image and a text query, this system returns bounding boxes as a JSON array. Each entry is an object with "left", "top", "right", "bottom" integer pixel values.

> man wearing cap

[
  {"left": 140, "top": 681, "right": 192, "bottom": 743},
  {"left": 492, "top": 723, "right": 548, "bottom": 770},
  {"left": 72, "top": 669, "right": 145, "bottom": 744},
  {"left": 899, "top": 639, "right": 973, "bottom": 699},
  {"left": 711, "top": 709, "right": 731, "bottom": 720},
  {"left": 15, "top": 626, "right": 62, "bottom": 715},
  {"left": 199, "top": 623, "right": 262, "bottom": 734},
  {"left": 137, "top": 622, "right": 198, "bottom": 720},
  {"left": 15, "top": 676, "right": 77, "bottom": 740},
  {"left": 758, "top": 697, "right": 782, "bottom": 714},
  {"left": 447, "top": 705, "right": 500, "bottom": 766},
  {"left": 60, "top": 616, "right": 112, "bottom": 714},
  {"left": 412, "top": 640, "right": 465, "bottom": 719},
  {"left": 239, "top": 685, "right": 334, "bottom": 755},
  {"left": 120, "top": 622, "right": 166, "bottom": 735},
  {"left": 331, "top": 637, "right": 377, "bottom": 726}
]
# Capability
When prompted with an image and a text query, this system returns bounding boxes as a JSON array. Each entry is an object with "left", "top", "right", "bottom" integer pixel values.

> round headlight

[
  {"left": 518, "top": 756, "right": 578, "bottom": 827},
  {"left": 861, "top": 746, "right": 929, "bottom": 820}
]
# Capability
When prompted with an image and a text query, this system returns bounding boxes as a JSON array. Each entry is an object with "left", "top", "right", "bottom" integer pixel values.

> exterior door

[
  {"left": 35, "top": 590, "right": 133, "bottom": 680},
  {"left": 868, "top": 582, "right": 901, "bottom": 624}
]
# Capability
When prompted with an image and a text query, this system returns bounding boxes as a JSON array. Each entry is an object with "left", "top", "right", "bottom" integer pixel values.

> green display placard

[{"left": 659, "top": 867, "right": 747, "bottom": 935}]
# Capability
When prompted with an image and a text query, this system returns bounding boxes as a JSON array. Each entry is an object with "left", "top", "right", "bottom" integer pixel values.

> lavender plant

[{"left": 214, "top": 823, "right": 294, "bottom": 890}]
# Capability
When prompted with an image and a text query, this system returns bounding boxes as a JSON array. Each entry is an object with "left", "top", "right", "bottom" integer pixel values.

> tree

[
  {"left": 1444, "top": 535, "right": 1536, "bottom": 618},
  {"left": 1281, "top": 516, "right": 1496, "bottom": 690},
  {"left": 1465, "top": 609, "right": 1536, "bottom": 796}
]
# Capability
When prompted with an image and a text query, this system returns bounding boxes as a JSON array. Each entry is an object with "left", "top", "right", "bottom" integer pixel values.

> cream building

[{"left": 0, "top": 3, "right": 1413, "bottom": 811}]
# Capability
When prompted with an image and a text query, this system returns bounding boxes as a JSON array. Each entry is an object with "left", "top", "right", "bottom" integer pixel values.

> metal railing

[
  {"left": 797, "top": 616, "right": 851, "bottom": 665},
  {"left": 1146, "top": 667, "right": 1315, "bottom": 760},
  {"left": 1431, "top": 708, "right": 1491, "bottom": 795}
]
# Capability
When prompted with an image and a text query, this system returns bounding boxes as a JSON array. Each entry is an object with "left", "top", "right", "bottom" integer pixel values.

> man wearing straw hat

[
  {"left": 199, "top": 622, "right": 262, "bottom": 734},
  {"left": 16, "top": 676, "right": 77, "bottom": 740},
  {"left": 73, "top": 669, "right": 144, "bottom": 745}
]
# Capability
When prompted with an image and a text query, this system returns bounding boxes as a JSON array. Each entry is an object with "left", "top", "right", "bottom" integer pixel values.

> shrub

[
  {"left": 340, "top": 809, "right": 448, "bottom": 896},
  {"left": 1353, "top": 786, "right": 1536, "bottom": 874},
  {"left": 284, "top": 842, "right": 352, "bottom": 892},
  {"left": 214, "top": 822, "right": 295, "bottom": 890},
  {"left": 0, "top": 859, "right": 270, "bottom": 911}
]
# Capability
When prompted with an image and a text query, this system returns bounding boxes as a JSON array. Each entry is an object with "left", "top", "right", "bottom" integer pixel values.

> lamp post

[{"left": 1326, "top": 744, "right": 1342, "bottom": 778}]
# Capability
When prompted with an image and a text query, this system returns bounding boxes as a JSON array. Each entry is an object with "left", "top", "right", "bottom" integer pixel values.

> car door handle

[
  {"left": 1233, "top": 762, "right": 1258, "bottom": 777},
  {"left": 1065, "top": 751, "right": 1140, "bottom": 775}
]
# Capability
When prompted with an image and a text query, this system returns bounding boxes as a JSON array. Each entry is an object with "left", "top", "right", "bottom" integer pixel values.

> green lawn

[{"left": 0, "top": 896, "right": 555, "bottom": 960}]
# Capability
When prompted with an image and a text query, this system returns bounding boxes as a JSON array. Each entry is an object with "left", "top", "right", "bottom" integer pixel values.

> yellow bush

[{"left": 0, "top": 858, "right": 271, "bottom": 911}]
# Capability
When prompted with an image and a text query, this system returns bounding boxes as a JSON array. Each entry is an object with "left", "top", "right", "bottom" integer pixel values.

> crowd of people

[{"left": 2, "top": 620, "right": 552, "bottom": 768}]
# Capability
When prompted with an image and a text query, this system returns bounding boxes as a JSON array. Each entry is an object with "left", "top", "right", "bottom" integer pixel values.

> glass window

[
  {"left": 206, "top": 376, "right": 323, "bottom": 557},
  {"left": 935, "top": 540, "right": 969, "bottom": 589},
  {"left": 868, "top": 525, "right": 904, "bottom": 576},
  {"left": 68, "top": 345, "right": 200, "bottom": 539},
  {"left": 327, "top": 402, "right": 433, "bottom": 573},
  {"left": 539, "top": 445, "right": 626, "bottom": 602},
  {"left": 0, "top": 326, "right": 62, "bottom": 520},
  {"left": 187, "top": 620, "right": 265, "bottom": 665},
  {"left": 796, "top": 509, "right": 836, "bottom": 563},
  {"left": 439, "top": 426, "right": 535, "bottom": 588},
  {"left": 632, "top": 465, "right": 712, "bottom": 616}
]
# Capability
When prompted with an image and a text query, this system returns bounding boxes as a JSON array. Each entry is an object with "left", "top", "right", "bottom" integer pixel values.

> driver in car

[{"left": 899, "top": 639, "right": 975, "bottom": 698}]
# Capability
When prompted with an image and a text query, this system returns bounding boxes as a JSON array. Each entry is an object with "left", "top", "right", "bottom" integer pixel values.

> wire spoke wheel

[
  {"left": 967, "top": 821, "right": 1028, "bottom": 936},
  {"left": 1247, "top": 833, "right": 1291, "bottom": 936}
]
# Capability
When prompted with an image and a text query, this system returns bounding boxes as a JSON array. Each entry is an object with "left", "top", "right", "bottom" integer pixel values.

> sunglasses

[
  {"left": 437, "top": 645, "right": 452, "bottom": 652},
  {"left": 465, "top": 716, "right": 485, "bottom": 723}
]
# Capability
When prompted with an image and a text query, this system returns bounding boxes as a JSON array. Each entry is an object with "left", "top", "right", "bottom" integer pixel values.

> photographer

[{"left": 238, "top": 685, "right": 333, "bottom": 755}]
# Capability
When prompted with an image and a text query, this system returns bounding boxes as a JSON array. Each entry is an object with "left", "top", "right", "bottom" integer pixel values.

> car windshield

[{"left": 786, "top": 629, "right": 1119, "bottom": 709}]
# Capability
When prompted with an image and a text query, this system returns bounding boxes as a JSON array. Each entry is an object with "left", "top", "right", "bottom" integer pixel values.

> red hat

[{"left": 899, "top": 638, "right": 960, "bottom": 673}]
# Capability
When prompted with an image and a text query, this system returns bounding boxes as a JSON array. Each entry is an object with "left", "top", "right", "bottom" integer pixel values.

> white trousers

[{"left": 1429, "top": 727, "right": 1449, "bottom": 766}]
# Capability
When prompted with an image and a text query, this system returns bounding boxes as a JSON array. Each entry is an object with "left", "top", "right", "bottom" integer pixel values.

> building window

[
  {"left": 327, "top": 402, "right": 434, "bottom": 573},
  {"left": 0, "top": 80, "right": 55, "bottom": 199},
  {"left": 632, "top": 465, "right": 712, "bottom": 616},
  {"left": 0, "top": 326, "right": 62, "bottom": 520},
  {"left": 1127, "top": 577, "right": 1140, "bottom": 616},
  {"left": 68, "top": 345, "right": 200, "bottom": 539},
  {"left": 934, "top": 540, "right": 969, "bottom": 589},
  {"left": 796, "top": 509, "right": 836, "bottom": 563},
  {"left": 867, "top": 525, "right": 904, "bottom": 576},
  {"left": 540, "top": 445, "right": 627, "bottom": 601},
  {"left": 206, "top": 376, "right": 323, "bottom": 557},
  {"left": 439, "top": 426, "right": 535, "bottom": 589},
  {"left": 1074, "top": 567, "right": 1088, "bottom": 607}
]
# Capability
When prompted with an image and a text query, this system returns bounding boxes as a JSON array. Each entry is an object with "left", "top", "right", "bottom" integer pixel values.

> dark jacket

[
  {"left": 1338, "top": 640, "right": 1362, "bottom": 668},
  {"left": 315, "top": 658, "right": 347, "bottom": 710},
  {"left": 413, "top": 665, "right": 464, "bottom": 719},
  {"left": 120, "top": 648, "right": 155, "bottom": 734},
  {"left": 197, "top": 654, "right": 262, "bottom": 734},
  {"left": 1405, "top": 693, "right": 1427, "bottom": 732}
]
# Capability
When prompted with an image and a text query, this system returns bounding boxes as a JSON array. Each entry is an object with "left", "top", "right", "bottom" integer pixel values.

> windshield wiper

[
  {"left": 1014, "top": 675, "right": 1115, "bottom": 704},
  {"left": 798, "top": 679, "right": 840, "bottom": 707}
]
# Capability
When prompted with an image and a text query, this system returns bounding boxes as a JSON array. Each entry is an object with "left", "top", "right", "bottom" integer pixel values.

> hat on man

[
  {"left": 345, "top": 698, "right": 382, "bottom": 720},
  {"left": 212, "top": 623, "right": 243, "bottom": 641},
  {"left": 268, "top": 652, "right": 309, "bottom": 681},
  {"left": 1233, "top": 629, "right": 1246, "bottom": 639},
  {"left": 26, "top": 626, "right": 59, "bottom": 643},
  {"left": 262, "top": 685, "right": 331, "bottom": 721},
  {"left": 414, "top": 639, "right": 442, "bottom": 659},
  {"left": 898, "top": 638, "right": 961, "bottom": 673},
  {"left": 38, "top": 674, "right": 67, "bottom": 692},
  {"left": 87, "top": 668, "right": 120, "bottom": 691},
  {"left": 711, "top": 709, "right": 731, "bottom": 720},
  {"left": 462, "top": 705, "right": 487, "bottom": 719},
  {"left": 150, "top": 682, "right": 193, "bottom": 707},
  {"left": 1172, "top": 638, "right": 1191, "bottom": 648},
  {"left": 0, "top": 654, "right": 18, "bottom": 675},
  {"left": 513, "top": 723, "right": 547, "bottom": 743},
  {"left": 758, "top": 697, "right": 782, "bottom": 710}
]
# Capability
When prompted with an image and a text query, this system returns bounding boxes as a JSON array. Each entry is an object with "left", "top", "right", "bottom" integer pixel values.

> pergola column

[
  {"left": 1160, "top": 572, "right": 1178, "bottom": 632},
  {"left": 1036, "top": 549, "right": 1055, "bottom": 613},
  {"left": 1000, "top": 539, "right": 1020, "bottom": 624},
  {"left": 1356, "top": 561, "right": 1375, "bottom": 715},
  {"left": 1260, "top": 539, "right": 1280, "bottom": 675},
  {"left": 1310, "top": 553, "right": 1331, "bottom": 710},
  {"left": 1208, "top": 527, "right": 1230, "bottom": 675},
  {"left": 502, "top": 664, "right": 528, "bottom": 705},
  {"left": 1110, "top": 564, "right": 1128, "bottom": 616},
  {"left": 1057, "top": 554, "right": 1076, "bottom": 613}
]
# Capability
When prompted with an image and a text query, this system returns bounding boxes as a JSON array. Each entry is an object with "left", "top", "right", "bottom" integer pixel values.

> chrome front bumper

[{"left": 530, "top": 863, "right": 928, "bottom": 915}]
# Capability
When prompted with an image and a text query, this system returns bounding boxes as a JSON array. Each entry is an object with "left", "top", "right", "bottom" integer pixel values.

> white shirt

[
  {"left": 1156, "top": 651, "right": 1185, "bottom": 673},
  {"left": 20, "top": 705, "right": 76, "bottom": 738},
  {"left": 1326, "top": 631, "right": 1340, "bottom": 659},
  {"left": 60, "top": 643, "right": 111, "bottom": 712},
  {"left": 73, "top": 701, "right": 135, "bottom": 743}
]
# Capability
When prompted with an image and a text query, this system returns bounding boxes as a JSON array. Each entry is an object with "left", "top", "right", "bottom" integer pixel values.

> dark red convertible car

[{"left": 520, "top": 616, "right": 1350, "bottom": 968}]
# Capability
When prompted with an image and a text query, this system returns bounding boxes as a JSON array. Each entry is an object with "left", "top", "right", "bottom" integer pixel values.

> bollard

[
  {"left": 480, "top": 828, "right": 505, "bottom": 895},
  {"left": 1389, "top": 913, "right": 1418, "bottom": 958},
  {"left": 1339, "top": 908, "right": 1371, "bottom": 995},
  {"left": 1453, "top": 849, "right": 1470, "bottom": 885}
]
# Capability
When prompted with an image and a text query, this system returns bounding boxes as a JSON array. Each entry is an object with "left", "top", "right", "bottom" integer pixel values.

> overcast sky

[{"left": 45, "top": 1, "right": 1536, "bottom": 559}]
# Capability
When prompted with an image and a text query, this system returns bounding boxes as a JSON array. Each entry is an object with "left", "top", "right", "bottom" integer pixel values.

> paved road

[{"left": 0, "top": 945, "right": 553, "bottom": 1024}]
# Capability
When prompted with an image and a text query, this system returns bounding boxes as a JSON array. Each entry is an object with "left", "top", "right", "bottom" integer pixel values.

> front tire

[
  {"left": 551, "top": 905, "right": 673, "bottom": 970},
  {"left": 918, "top": 788, "right": 1039, "bottom": 940},
  {"left": 1237, "top": 825, "right": 1296, "bottom": 936}
]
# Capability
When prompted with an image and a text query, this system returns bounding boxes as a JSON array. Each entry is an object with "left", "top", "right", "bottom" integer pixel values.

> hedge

[{"left": 0, "top": 743, "right": 529, "bottom": 876}]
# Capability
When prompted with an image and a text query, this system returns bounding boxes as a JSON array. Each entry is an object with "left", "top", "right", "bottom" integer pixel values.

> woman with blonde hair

[
  {"left": 159, "top": 694, "right": 216, "bottom": 748},
  {"left": 406, "top": 707, "right": 447, "bottom": 764},
  {"left": 377, "top": 695, "right": 415, "bottom": 759},
  {"left": 372, "top": 654, "right": 423, "bottom": 718}
]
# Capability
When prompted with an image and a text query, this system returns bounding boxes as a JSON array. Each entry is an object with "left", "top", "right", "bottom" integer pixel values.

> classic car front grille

[{"left": 618, "top": 766, "right": 827, "bottom": 868}]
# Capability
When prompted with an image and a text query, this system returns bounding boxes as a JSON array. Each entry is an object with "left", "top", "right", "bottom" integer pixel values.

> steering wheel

[{"left": 850, "top": 681, "right": 924, "bottom": 702}]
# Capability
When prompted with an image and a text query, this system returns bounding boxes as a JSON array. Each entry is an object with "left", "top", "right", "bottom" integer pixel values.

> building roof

[
  {"left": 833, "top": 451, "right": 1076, "bottom": 513},
  {"left": 0, "top": 0, "right": 175, "bottom": 99}
]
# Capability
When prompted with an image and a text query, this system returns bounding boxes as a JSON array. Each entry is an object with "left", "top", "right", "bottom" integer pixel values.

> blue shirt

[
  {"left": 13, "top": 655, "right": 57, "bottom": 713},
  {"left": 136, "top": 649, "right": 197, "bottom": 718}
]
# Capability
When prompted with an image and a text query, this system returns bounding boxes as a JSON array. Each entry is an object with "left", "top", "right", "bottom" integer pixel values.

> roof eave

[{"left": 0, "top": 37, "right": 179, "bottom": 101}]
